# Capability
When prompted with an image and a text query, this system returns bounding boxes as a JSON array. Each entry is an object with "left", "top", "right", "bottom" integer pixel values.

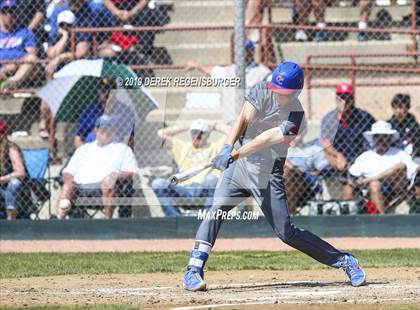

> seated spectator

[
  {"left": 97, "top": 0, "right": 151, "bottom": 58},
  {"left": 74, "top": 76, "right": 135, "bottom": 149},
  {"left": 294, "top": 0, "right": 326, "bottom": 42},
  {"left": 89, "top": 0, "right": 116, "bottom": 28},
  {"left": 57, "top": 115, "right": 139, "bottom": 219},
  {"left": 387, "top": 94, "right": 419, "bottom": 161},
  {"left": 39, "top": 0, "right": 93, "bottom": 139},
  {"left": 152, "top": 119, "right": 229, "bottom": 217},
  {"left": 45, "top": 1, "right": 92, "bottom": 78},
  {"left": 245, "top": 0, "right": 272, "bottom": 43},
  {"left": 244, "top": 0, "right": 275, "bottom": 62},
  {"left": 186, "top": 39, "right": 271, "bottom": 123},
  {"left": 104, "top": 0, "right": 149, "bottom": 23},
  {"left": 0, "top": 0, "right": 38, "bottom": 90},
  {"left": 285, "top": 139, "right": 330, "bottom": 213},
  {"left": 348, "top": 121, "right": 419, "bottom": 214},
  {"left": 357, "top": 0, "right": 373, "bottom": 42},
  {"left": 0, "top": 120, "right": 27, "bottom": 220},
  {"left": 320, "top": 83, "right": 375, "bottom": 198},
  {"left": 14, "top": 0, "right": 45, "bottom": 38}
]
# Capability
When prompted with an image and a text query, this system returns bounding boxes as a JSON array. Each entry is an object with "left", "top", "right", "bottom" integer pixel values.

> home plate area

[{"left": 1, "top": 268, "right": 419, "bottom": 309}]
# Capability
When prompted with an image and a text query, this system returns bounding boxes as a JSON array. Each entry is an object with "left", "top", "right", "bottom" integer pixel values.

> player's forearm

[
  {"left": 28, "top": 12, "right": 44, "bottom": 31},
  {"left": 225, "top": 102, "right": 256, "bottom": 146},
  {"left": 47, "top": 34, "right": 69, "bottom": 59},
  {"left": 232, "top": 128, "right": 286, "bottom": 160},
  {"left": 225, "top": 114, "right": 247, "bottom": 146},
  {"left": 322, "top": 142, "right": 341, "bottom": 158}
]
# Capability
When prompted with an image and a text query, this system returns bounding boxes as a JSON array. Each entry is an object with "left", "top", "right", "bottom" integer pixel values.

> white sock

[
  {"left": 189, "top": 240, "right": 212, "bottom": 269},
  {"left": 316, "top": 22, "right": 326, "bottom": 29},
  {"left": 358, "top": 22, "right": 368, "bottom": 30}
]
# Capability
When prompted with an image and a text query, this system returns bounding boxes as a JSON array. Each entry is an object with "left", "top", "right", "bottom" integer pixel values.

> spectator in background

[
  {"left": 348, "top": 121, "right": 419, "bottom": 213},
  {"left": 245, "top": 0, "right": 272, "bottom": 42},
  {"left": 14, "top": 0, "right": 45, "bottom": 38},
  {"left": 244, "top": 0, "right": 276, "bottom": 63},
  {"left": 97, "top": 0, "right": 154, "bottom": 58},
  {"left": 57, "top": 115, "right": 139, "bottom": 219},
  {"left": 294, "top": 0, "right": 326, "bottom": 42},
  {"left": 152, "top": 119, "right": 229, "bottom": 217},
  {"left": 0, "top": 0, "right": 37, "bottom": 90},
  {"left": 357, "top": 0, "right": 373, "bottom": 41},
  {"left": 74, "top": 76, "right": 135, "bottom": 149},
  {"left": 45, "top": 1, "right": 92, "bottom": 78},
  {"left": 45, "top": 10, "right": 75, "bottom": 78},
  {"left": 285, "top": 139, "right": 330, "bottom": 213},
  {"left": 388, "top": 94, "right": 419, "bottom": 161},
  {"left": 320, "top": 82, "right": 375, "bottom": 198},
  {"left": 186, "top": 39, "right": 271, "bottom": 123},
  {"left": 104, "top": 0, "right": 149, "bottom": 23},
  {"left": 39, "top": 0, "right": 93, "bottom": 139},
  {"left": 0, "top": 120, "right": 27, "bottom": 220},
  {"left": 89, "top": 0, "right": 116, "bottom": 28}
]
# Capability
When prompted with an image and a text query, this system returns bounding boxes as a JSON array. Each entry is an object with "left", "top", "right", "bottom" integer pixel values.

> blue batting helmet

[{"left": 268, "top": 61, "right": 304, "bottom": 94}]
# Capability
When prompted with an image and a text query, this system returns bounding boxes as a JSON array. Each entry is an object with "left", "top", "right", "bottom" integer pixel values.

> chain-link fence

[{"left": 0, "top": 0, "right": 419, "bottom": 220}]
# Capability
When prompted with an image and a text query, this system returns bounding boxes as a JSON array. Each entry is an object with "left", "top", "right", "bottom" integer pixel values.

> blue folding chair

[{"left": 21, "top": 148, "right": 51, "bottom": 219}]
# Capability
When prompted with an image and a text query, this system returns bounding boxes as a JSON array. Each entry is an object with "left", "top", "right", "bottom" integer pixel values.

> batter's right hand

[{"left": 212, "top": 144, "right": 234, "bottom": 171}]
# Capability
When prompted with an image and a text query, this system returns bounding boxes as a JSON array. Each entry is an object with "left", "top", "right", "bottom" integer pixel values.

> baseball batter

[{"left": 183, "top": 61, "right": 366, "bottom": 291}]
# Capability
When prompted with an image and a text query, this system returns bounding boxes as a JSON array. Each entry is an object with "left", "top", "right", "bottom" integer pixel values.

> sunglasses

[
  {"left": 58, "top": 22, "right": 72, "bottom": 28},
  {"left": 373, "top": 134, "right": 390, "bottom": 139},
  {"left": 191, "top": 130, "right": 207, "bottom": 139},
  {"left": 337, "top": 94, "right": 353, "bottom": 101}
]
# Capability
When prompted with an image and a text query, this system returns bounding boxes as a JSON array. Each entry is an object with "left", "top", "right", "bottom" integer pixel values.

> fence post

[{"left": 234, "top": 0, "right": 246, "bottom": 121}]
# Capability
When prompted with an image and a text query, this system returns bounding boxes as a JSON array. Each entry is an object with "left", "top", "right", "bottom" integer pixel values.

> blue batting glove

[{"left": 212, "top": 144, "right": 234, "bottom": 171}]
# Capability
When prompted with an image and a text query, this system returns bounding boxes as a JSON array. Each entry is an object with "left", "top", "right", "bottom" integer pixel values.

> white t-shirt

[
  {"left": 349, "top": 147, "right": 419, "bottom": 180},
  {"left": 63, "top": 141, "right": 139, "bottom": 185}
]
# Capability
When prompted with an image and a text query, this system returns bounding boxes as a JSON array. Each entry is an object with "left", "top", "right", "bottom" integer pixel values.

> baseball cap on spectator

[
  {"left": 0, "top": 120, "right": 8, "bottom": 136},
  {"left": 57, "top": 10, "right": 76, "bottom": 27},
  {"left": 100, "top": 76, "right": 117, "bottom": 91},
  {"left": 245, "top": 38, "right": 255, "bottom": 50},
  {"left": 0, "top": 0, "right": 16, "bottom": 13},
  {"left": 0, "top": 0, "right": 16, "bottom": 9},
  {"left": 95, "top": 115, "right": 115, "bottom": 131},
  {"left": 336, "top": 83, "right": 353, "bottom": 96},
  {"left": 190, "top": 119, "right": 209, "bottom": 133}
]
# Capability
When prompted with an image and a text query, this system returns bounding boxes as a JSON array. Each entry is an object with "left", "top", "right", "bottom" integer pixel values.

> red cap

[
  {"left": 0, "top": 120, "right": 7, "bottom": 136},
  {"left": 336, "top": 83, "right": 353, "bottom": 95}
]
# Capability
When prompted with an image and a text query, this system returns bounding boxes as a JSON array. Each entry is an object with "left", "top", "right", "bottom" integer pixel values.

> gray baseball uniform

[{"left": 195, "top": 81, "right": 344, "bottom": 267}]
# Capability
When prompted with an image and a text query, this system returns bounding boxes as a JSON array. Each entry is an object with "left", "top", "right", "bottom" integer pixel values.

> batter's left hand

[{"left": 212, "top": 144, "right": 234, "bottom": 171}]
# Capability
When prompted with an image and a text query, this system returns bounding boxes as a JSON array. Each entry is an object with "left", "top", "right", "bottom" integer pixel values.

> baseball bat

[{"left": 169, "top": 163, "right": 213, "bottom": 185}]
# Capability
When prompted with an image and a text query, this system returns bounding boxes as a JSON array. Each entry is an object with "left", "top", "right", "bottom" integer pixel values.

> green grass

[{"left": 0, "top": 249, "right": 419, "bottom": 279}]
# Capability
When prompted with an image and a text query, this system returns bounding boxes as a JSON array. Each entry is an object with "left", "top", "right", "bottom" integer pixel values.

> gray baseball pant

[{"left": 195, "top": 158, "right": 344, "bottom": 267}]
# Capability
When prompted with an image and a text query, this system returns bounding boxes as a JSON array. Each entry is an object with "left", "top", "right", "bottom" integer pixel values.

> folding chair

[
  {"left": 356, "top": 171, "right": 418, "bottom": 214},
  {"left": 69, "top": 178, "right": 136, "bottom": 219},
  {"left": 21, "top": 148, "right": 51, "bottom": 219}
]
